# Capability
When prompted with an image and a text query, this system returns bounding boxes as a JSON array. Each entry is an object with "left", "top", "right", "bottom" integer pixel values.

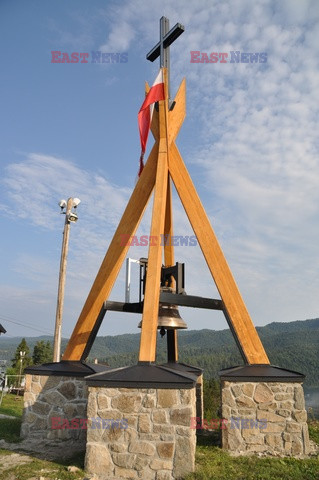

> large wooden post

[
  {"left": 138, "top": 69, "right": 169, "bottom": 363},
  {"left": 144, "top": 77, "right": 185, "bottom": 364}
]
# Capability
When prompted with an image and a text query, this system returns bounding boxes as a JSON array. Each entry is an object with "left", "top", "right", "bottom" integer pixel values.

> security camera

[
  {"left": 59, "top": 199, "right": 67, "bottom": 208},
  {"left": 72, "top": 197, "right": 81, "bottom": 208},
  {"left": 68, "top": 212, "right": 78, "bottom": 223}
]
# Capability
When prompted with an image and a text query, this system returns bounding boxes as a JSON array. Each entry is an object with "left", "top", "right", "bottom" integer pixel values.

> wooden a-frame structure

[{"left": 62, "top": 68, "right": 269, "bottom": 366}]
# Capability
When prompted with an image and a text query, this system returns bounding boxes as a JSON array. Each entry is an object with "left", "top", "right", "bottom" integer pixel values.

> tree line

[{"left": 5, "top": 338, "right": 53, "bottom": 379}]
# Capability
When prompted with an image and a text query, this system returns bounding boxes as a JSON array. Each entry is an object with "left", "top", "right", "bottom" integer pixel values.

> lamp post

[
  {"left": 17, "top": 350, "right": 25, "bottom": 395},
  {"left": 53, "top": 197, "right": 81, "bottom": 362}
]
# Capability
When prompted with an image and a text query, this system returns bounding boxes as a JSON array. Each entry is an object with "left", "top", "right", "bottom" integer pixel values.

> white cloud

[
  {"left": 100, "top": 21, "right": 136, "bottom": 52},
  {"left": 2, "top": 153, "right": 130, "bottom": 230}
]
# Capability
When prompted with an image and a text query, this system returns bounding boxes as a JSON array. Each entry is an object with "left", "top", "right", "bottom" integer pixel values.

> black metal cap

[
  {"left": 219, "top": 364, "right": 305, "bottom": 382},
  {"left": 24, "top": 360, "right": 110, "bottom": 377},
  {"left": 85, "top": 363, "right": 197, "bottom": 389},
  {"left": 160, "top": 362, "right": 203, "bottom": 377}
]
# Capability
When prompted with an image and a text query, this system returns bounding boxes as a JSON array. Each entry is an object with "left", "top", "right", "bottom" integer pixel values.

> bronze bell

[
  {"left": 138, "top": 287, "right": 187, "bottom": 334},
  {"left": 157, "top": 303, "right": 187, "bottom": 331}
]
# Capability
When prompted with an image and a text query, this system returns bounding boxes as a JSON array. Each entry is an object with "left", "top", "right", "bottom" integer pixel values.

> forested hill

[
  {"left": 88, "top": 318, "right": 319, "bottom": 386},
  {"left": 1, "top": 318, "right": 318, "bottom": 386}
]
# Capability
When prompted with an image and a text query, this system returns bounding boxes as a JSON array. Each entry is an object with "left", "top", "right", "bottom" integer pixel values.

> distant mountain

[{"left": 1, "top": 318, "right": 318, "bottom": 386}]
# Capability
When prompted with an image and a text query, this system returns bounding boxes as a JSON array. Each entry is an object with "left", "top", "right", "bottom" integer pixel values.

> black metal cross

[{"left": 146, "top": 16, "right": 184, "bottom": 101}]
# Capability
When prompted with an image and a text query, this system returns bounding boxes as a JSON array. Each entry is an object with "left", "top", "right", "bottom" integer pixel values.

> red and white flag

[{"left": 137, "top": 69, "right": 165, "bottom": 177}]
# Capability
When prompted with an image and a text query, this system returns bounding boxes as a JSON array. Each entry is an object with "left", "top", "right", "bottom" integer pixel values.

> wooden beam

[
  {"left": 149, "top": 78, "right": 186, "bottom": 148},
  {"left": 168, "top": 78, "right": 186, "bottom": 146},
  {"left": 163, "top": 78, "right": 185, "bottom": 363},
  {"left": 138, "top": 69, "right": 169, "bottom": 363},
  {"left": 168, "top": 143, "right": 270, "bottom": 365},
  {"left": 138, "top": 143, "right": 169, "bottom": 362},
  {"left": 164, "top": 177, "right": 174, "bottom": 267},
  {"left": 62, "top": 143, "right": 159, "bottom": 361},
  {"left": 148, "top": 77, "right": 186, "bottom": 363}
]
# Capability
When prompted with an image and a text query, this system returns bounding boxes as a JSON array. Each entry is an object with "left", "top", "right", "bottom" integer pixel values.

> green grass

[
  {"left": 0, "top": 402, "right": 85, "bottom": 479},
  {"left": 0, "top": 417, "right": 22, "bottom": 443},
  {"left": 186, "top": 444, "right": 319, "bottom": 479},
  {"left": 308, "top": 421, "right": 319, "bottom": 445},
  {"left": 185, "top": 433, "right": 319, "bottom": 480},
  {"left": 0, "top": 393, "right": 24, "bottom": 442},
  {"left": 0, "top": 393, "right": 23, "bottom": 417},
  {"left": 0, "top": 451, "right": 85, "bottom": 480}
]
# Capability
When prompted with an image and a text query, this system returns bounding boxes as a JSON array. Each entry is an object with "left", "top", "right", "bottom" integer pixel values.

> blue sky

[{"left": 1, "top": 0, "right": 319, "bottom": 342}]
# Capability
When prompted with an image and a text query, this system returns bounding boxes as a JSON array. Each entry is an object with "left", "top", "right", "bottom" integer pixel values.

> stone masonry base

[
  {"left": 85, "top": 386, "right": 197, "bottom": 480},
  {"left": 221, "top": 380, "right": 310, "bottom": 457},
  {"left": 21, "top": 374, "right": 88, "bottom": 447}
]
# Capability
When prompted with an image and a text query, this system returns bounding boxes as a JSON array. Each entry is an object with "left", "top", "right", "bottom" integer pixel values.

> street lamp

[
  {"left": 53, "top": 197, "right": 81, "bottom": 362},
  {"left": 17, "top": 350, "right": 25, "bottom": 394}
]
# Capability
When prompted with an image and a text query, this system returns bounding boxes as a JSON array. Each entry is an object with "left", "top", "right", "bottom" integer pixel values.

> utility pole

[{"left": 53, "top": 197, "right": 80, "bottom": 362}]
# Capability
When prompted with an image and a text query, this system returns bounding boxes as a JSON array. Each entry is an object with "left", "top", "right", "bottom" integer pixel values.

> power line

[
  {"left": 0, "top": 312, "right": 52, "bottom": 330},
  {"left": 0, "top": 315, "right": 53, "bottom": 336}
]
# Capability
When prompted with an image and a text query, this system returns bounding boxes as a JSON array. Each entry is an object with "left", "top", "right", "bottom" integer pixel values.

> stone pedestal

[
  {"left": 160, "top": 362, "right": 203, "bottom": 423},
  {"left": 21, "top": 373, "right": 90, "bottom": 447},
  {"left": 21, "top": 361, "right": 107, "bottom": 447},
  {"left": 219, "top": 365, "right": 310, "bottom": 457},
  {"left": 84, "top": 363, "right": 197, "bottom": 480}
]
